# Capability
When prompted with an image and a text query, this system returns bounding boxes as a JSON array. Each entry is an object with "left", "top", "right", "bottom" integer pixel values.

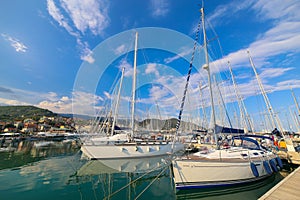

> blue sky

[{"left": 0, "top": 0, "right": 300, "bottom": 132}]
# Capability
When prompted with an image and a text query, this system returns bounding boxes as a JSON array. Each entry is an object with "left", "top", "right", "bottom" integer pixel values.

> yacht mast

[
  {"left": 290, "top": 87, "right": 300, "bottom": 130},
  {"left": 228, "top": 61, "right": 253, "bottom": 133},
  {"left": 247, "top": 51, "right": 297, "bottom": 153},
  {"left": 111, "top": 67, "right": 125, "bottom": 136},
  {"left": 131, "top": 32, "right": 138, "bottom": 140},
  {"left": 214, "top": 76, "right": 233, "bottom": 128},
  {"left": 201, "top": 8, "right": 218, "bottom": 148},
  {"left": 290, "top": 87, "right": 300, "bottom": 117},
  {"left": 199, "top": 81, "right": 208, "bottom": 129},
  {"left": 247, "top": 51, "right": 283, "bottom": 132}
]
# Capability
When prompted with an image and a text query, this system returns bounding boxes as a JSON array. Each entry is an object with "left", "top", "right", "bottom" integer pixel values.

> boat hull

[
  {"left": 81, "top": 141, "right": 184, "bottom": 159},
  {"left": 172, "top": 158, "right": 275, "bottom": 190}
]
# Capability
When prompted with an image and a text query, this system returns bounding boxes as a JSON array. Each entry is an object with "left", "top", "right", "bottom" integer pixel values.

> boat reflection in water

[
  {"left": 70, "top": 155, "right": 176, "bottom": 200},
  {"left": 77, "top": 156, "right": 170, "bottom": 175},
  {"left": 0, "top": 138, "right": 81, "bottom": 170}
]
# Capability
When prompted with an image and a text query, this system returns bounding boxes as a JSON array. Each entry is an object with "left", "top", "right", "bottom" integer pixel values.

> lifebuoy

[
  {"left": 263, "top": 160, "right": 272, "bottom": 175},
  {"left": 250, "top": 162, "right": 259, "bottom": 177}
]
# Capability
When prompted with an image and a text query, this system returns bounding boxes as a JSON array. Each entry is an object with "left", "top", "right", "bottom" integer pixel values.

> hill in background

[
  {"left": 0, "top": 105, "right": 57, "bottom": 122},
  {"left": 0, "top": 106, "right": 204, "bottom": 132}
]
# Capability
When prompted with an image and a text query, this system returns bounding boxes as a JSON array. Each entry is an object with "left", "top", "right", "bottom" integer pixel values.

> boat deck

[
  {"left": 178, "top": 155, "right": 268, "bottom": 163},
  {"left": 179, "top": 149, "right": 275, "bottom": 163},
  {"left": 259, "top": 166, "right": 300, "bottom": 199}
]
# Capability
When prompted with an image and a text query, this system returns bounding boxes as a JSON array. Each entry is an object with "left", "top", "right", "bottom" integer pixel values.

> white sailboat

[
  {"left": 247, "top": 51, "right": 300, "bottom": 165},
  {"left": 172, "top": 7, "right": 282, "bottom": 190},
  {"left": 80, "top": 32, "right": 184, "bottom": 160}
]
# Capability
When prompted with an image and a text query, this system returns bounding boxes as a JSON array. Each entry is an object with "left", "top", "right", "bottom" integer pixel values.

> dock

[{"left": 259, "top": 166, "right": 300, "bottom": 200}]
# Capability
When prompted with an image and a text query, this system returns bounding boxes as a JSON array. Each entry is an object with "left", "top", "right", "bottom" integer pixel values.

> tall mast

[
  {"left": 228, "top": 61, "right": 253, "bottom": 133},
  {"left": 111, "top": 67, "right": 125, "bottom": 136},
  {"left": 199, "top": 81, "right": 208, "bottom": 129},
  {"left": 214, "top": 76, "right": 233, "bottom": 128},
  {"left": 247, "top": 51, "right": 285, "bottom": 132},
  {"left": 131, "top": 32, "right": 138, "bottom": 140},
  {"left": 290, "top": 87, "right": 300, "bottom": 130},
  {"left": 293, "top": 110, "right": 300, "bottom": 132},
  {"left": 201, "top": 8, "right": 218, "bottom": 148},
  {"left": 290, "top": 86, "right": 300, "bottom": 117},
  {"left": 288, "top": 106, "right": 299, "bottom": 132}
]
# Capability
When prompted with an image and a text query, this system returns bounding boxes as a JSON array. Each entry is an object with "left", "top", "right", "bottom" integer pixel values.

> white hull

[
  {"left": 172, "top": 148, "right": 281, "bottom": 189},
  {"left": 77, "top": 156, "right": 170, "bottom": 176},
  {"left": 81, "top": 141, "right": 184, "bottom": 159}
]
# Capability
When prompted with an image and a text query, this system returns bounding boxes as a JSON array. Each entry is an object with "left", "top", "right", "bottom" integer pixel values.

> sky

[{"left": 0, "top": 0, "right": 300, "bottom": 132}]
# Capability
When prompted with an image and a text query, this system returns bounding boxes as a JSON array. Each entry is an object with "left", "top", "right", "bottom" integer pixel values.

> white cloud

[
  {"left": 0, "top": 85, "right": 105, "bottom": 115},
  {"left": 60, "top": 96, "right": 69, "bottom": 101},
  {"left": 75, "top": 39, "right": 95, "bottom": 64},
  {"left": 205, "top": 0, "right": 300, "bottom": 59},
  {"left": 38, "top": 91, "right": 104, "bottom": 115},
  {"left": 248, "top": 22, "right": 300, "bottom": 58},
  {"left": 145, "top": 63, "right": 159, "bottom": 77},
  {"left": 42, "top": 92, "right": 59, "bottom": 101},
  {"left": 80, "top": 46, "right": 95, "bottom": 64},
  {"left": 38, "top": 100, "right": 72, "bottom": 113},
  {"left": 118, "top": 59, "right": 133, "bottom": 77},
  {"left": 47, "top": 0, "right": 109, "bottom": 36},
  {"left": 150, "top": 0, "right": 170, "bottom": 17},
  {"left": 1, "top": 34, "right": 28, "bottom": 52},
  {"left": 164, "top": 46, "right": 192, "bottom": 64},
  {"left": 114, "top": 44, "right": 127, "bottom": 55},
  {"left": 81, "top": 53, "right": 95, "bottom": 64},
  {"left": 276, "top": 79, "right": 300, "bottom": 90},
  {"left": 0, "top": 86, "right": 47, "bottom": 106},
  {"left": 35, "top": 91, "right": 73, "bottom": 113},
  {"left": 60, "top": 0, "right": 110, "bottom": 35},
  {"left": 47, "top": 0, "right": 110, "bottom": 63},
  {"left": 0, "top": 97, "right": 29, "bottom": 106},
  {"left": 259, "top": 67, "right": 294, "bottom": 79},
  {"left": 207, "top": 0, "right": 255, "bottom": 26},
  {"left": 252, "top": 0, "right": 300, "bottom": 21},
  {"left": 47, "top": 0, "right": 77, "bottom": 37},
  {"left": 149, "top": 85, "right": 170, "bottom": 102},
  {"left": 208, "top": 0, "right": 300, "bottom": 81}
]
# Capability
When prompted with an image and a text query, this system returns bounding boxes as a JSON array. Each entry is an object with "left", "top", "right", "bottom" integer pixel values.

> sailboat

[
  {"left": 80, "top": 32, "right": 184, "bottom": 159},
  {"left": 171, "top": 7, "right": 282, "bottom": 190},
  {"left": 247, "top": 51, "right": 300, "bottom": 165}
]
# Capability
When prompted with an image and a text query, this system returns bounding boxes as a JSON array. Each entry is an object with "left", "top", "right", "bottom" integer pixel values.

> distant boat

[
  {"left": 171, "top": 7, "right": 282, "bottom": 190},
  {"left": 80, "top": 32, "right": 184, "bottom": 160}
]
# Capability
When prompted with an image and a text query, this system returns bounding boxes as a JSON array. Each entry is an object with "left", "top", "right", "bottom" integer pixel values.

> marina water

[{"left": 0, "top": 139, "right": 293, "bottom": 200}]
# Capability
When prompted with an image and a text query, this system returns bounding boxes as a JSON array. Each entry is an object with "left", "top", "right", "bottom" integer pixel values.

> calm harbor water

[{"left": 0, "top": 139, "right": 294, "bottom": 200}]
